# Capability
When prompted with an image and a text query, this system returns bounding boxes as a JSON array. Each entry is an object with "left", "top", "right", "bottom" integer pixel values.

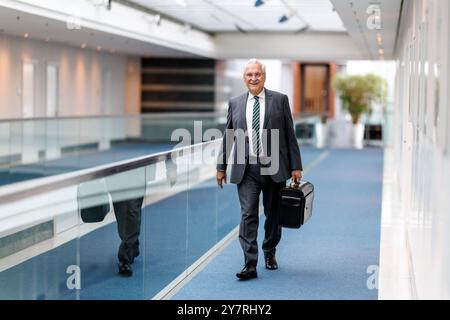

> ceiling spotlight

[
  {"left": 279, "top": 15, "right": 289, "bottom": 23},
  {"left": 255, "top": 0, "right": 265, "bottom": 7},
  {"left": 279, "top": 9, "right": 295, "bottom": 23},
  {"left": 24, "top": 33, "right": 29, "bottom": 38}
]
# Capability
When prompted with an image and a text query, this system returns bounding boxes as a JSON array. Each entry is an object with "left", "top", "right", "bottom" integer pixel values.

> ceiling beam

[{"left": 214, "top": 32, "right": 366, "bottom": 60}]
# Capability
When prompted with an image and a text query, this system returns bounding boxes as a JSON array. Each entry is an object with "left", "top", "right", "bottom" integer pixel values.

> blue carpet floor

[{"left": 173, "top": 148, "right": 383, "bottom": 300}]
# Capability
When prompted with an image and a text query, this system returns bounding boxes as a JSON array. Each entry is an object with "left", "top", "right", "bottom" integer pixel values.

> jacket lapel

[
  {"left": 263, "top": 89, "right": 273, "bottom": 129},
  {"left": 240, "top": 92, "right": 248, "bottom": 131}
]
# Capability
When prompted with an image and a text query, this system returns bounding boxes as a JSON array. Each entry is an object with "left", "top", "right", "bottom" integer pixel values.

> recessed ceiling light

[
  {"left": 24, "top": 33, "right": 29, "bottom": 38},
  {"left": 279, "top": 15, "right": 289, "bottom": 23},
  {"left": 255, "top": 0, "right": 265, "bottom": 7},
  {"left": 376, "top": 32, "right": 382, "bottom": 44},
  {"left": 81, "top": 43, "right": 87, "bottom": 48},
  {"left": 378, "top": 48, "right": 384, "bottom": 55}
]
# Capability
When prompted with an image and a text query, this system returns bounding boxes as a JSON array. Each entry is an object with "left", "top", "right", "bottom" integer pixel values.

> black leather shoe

[
  {"left": 118, "top": 262, "right": 133, "bottom": 277},
  {"left": 236, "top": 265, "right": 257, "bottom": 280},
  {"left": 265, "top": 256, "right": 278, "bottom": 270}
]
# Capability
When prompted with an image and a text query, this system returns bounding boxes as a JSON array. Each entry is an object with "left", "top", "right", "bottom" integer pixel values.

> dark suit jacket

[{"left": 217, "top": 88, "right": 302, "bottom": 184}]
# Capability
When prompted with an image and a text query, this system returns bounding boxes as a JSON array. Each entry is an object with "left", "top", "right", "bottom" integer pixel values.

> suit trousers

[
  {"left": 113, "top": 197, "right": 144, "bottom": 264},
  {"left": 237, "top": 161, "right": 286, "bottom": 267}
]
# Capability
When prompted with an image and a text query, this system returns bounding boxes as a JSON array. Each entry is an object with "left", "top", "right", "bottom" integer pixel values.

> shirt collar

[{"left": 248, "top": 88, "right": 265, "bottom": 101}]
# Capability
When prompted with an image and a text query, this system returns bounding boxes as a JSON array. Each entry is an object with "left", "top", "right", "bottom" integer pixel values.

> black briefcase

[{"left": 278, "top": 181, "right": 314, "bottom": 228}]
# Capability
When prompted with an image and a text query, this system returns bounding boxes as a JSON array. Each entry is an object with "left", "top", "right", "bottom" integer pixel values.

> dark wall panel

[
  {"left": 141, "top": 73, "right": 214, "bottom": 85},
  {"left": 141, "top": 91, "right": 214, "bottom": 102},
  {"left": 141, "top": 58, "right": 216, "bottom": 113}
]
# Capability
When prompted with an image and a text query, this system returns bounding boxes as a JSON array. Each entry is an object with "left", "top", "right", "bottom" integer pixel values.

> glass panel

[
  {"left": 0, "top": 121, "right": 11, "bottom": 186},
  {"left": 9, "top": 121, "right": 43, "bottom": 184},
  {"left": 143, "top": 156, "right": 188, "bottom": 299},
  {"left": 186, "top": 144, "right": 218, "bottom": 266},
  {"left": 76, "top": 167, "right": 147, "bottom": 299},
  {"left": 54, "top": 118, "right": 81, "bottom": 175},
  {"left": 0, "top": 184, "right": 79, "bottom": 299}
]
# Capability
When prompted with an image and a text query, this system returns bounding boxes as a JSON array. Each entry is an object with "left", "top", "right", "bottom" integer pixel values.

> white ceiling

[
  {"left": 0, "top": 0, "right": 402, "bottom": 60},
  {"left": 330, "top": 0, "right": 402, "bottom": 59},
  {"left": 128, "top": 0, "right": 346, "bottom": 32},
  {"left": 0, "top": 7, "right": 194, "bottom": 57}
]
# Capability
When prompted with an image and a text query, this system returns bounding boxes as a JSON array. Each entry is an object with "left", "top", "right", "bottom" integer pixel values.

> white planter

[
  {"left": 352, "top": 123, "right": 365, "bottom": 149},
  {"left": 315, "top": 122, "right": 328, "bottom": 148}
]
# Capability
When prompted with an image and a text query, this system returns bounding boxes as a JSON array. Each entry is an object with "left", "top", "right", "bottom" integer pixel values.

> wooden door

[{"left": 301, "top": 64, "right": 329, "bottom": 114}]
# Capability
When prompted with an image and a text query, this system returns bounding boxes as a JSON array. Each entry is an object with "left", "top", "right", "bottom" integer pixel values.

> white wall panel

[
  {"left": 391, "top": 0, "right": 450, "bottom": 299},
  {"left": 0, "top": 33, "right": 131, "bottom": 119}
]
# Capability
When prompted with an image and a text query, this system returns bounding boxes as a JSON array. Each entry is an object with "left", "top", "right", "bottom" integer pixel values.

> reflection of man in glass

[
  {"left": 107, "top": 159, "right": 178, "bottom": 277},
  {"left": 113, "top": 197, "right": 144, "bottom": 276},
  {"left": 106, "top": 168, "right": 146, "bottom": 277}
]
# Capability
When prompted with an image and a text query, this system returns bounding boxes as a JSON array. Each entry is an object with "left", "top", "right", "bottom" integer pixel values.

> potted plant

[{"left": 333, "top": 73, "right": 388, "bottom": 148}]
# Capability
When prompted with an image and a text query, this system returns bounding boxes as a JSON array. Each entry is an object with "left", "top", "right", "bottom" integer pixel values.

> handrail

[
  {"left": 0, "top": 111, "right": 325, "bottom": 123},
  {"left": 0, "top": 140, "right": 219, "bottom": 204},
  {"left": 0, "top": 113, "right": 323, "bottom": 204},
  {"left": 0, "top": 112, "right": 227, "bottom": 123}
]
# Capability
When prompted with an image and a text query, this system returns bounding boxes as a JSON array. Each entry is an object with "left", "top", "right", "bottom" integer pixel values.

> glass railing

[
  {"left": 0, "top": 114, "right": 227, "bottom": 187},
  {"left": 0, "top": 113, "right": 324, "bottom": 300},
  {"left": 0, "top": 140, "right": 235, "bottom": 299},
  {"left": 0, "top": 113, "right": 324, "bottom": 188}
]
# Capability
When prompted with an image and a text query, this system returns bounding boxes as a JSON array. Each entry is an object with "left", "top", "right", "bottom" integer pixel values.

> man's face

[{"left": 243, "top": 63, "right": 266, "bottom": 95}]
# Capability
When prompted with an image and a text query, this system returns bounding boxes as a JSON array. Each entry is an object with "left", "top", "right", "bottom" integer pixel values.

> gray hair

[{"left": 245, "top": 58, "right": 266, "bottom": 74}]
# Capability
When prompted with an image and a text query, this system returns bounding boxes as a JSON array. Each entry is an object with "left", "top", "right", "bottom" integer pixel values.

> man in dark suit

[{"left": 216, "top": 59, "right": 303, "bottom": 280}]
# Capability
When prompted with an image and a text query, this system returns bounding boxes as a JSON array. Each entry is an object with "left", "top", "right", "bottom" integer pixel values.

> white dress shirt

[{"left": 246, "top": 89, "right": 265, "bottom": 157}]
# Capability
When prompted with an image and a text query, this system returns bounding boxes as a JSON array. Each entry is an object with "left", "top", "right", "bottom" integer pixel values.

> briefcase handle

[{"left": 290, "top": 181, "right": 301, "bottom": 189}]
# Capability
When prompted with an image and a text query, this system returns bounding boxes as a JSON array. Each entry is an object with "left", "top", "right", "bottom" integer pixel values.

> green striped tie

[{"left": 252, "top": 96, "right": 261, "bottom": 156}]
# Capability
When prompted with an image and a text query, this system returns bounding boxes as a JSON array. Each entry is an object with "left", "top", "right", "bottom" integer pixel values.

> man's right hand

[{"left": 216, "top": 170, "right": 227, "bottom": 189}]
